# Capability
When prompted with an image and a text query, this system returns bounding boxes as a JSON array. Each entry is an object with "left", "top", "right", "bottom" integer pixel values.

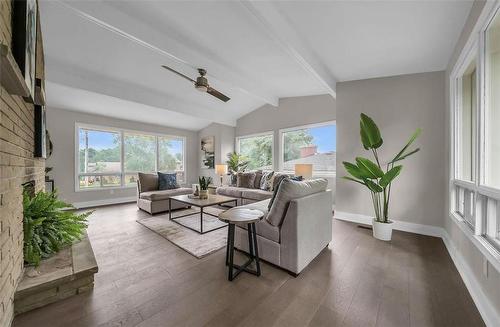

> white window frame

[
  {"left": 278, "top": 121, "right": 336, "bottom": 177},
  {"left": 449, "top": 1, "right": 500, "bottom": 272},
  {"left": 75, "top": 123, "right": 186, "bottom": 192},
  {"left": 235, "top": 131, "right": 274, "bottom": 171}
]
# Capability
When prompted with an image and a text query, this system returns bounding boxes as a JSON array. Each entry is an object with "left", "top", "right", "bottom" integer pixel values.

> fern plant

[{"left": 23, "top": 190, "right": 92, "bottom": 266}]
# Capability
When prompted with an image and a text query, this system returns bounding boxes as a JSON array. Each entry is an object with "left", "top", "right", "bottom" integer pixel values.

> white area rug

[{"left": 136, "top": 207, "right": 227, "bottom": 258}]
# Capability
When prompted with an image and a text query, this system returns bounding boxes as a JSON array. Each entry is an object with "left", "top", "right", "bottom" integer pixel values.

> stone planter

[
  {"left": 372, "top": 219, "right": 393, "bottom": 241},
  {"left": 199, "top": 189, "right": 209, "bottom": 199},
  {"left": 14, "top": 232, "right": 98, "bottom": 314}
]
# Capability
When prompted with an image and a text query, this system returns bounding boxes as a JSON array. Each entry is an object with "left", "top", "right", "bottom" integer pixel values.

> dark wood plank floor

[{"left": 13, "top": 203, "right": 484, "bottom": 327}]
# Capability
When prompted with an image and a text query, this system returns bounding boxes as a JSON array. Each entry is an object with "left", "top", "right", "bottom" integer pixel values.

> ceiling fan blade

[
  {"left": 161, "top": 65, "right": 195, "bottom": 83},
  {"left": 207, "top": 87, "right": 230, "bottom": 102}
]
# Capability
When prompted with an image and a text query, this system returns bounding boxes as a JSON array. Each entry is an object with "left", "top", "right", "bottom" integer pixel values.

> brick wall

[{"left": 0, "top": 1, "right": 45, "bottom": 326}]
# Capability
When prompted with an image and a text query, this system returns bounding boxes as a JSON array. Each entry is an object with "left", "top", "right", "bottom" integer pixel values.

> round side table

[{"left": 218, "top": 208, "right": 264, "bottom": 281}]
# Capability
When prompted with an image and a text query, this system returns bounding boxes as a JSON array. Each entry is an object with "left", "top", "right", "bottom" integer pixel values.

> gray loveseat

[
  {"left": 136, "top": 173, "right": 192, "bottom": 214},
  {"left": 233, "top": 178, "right": 332, "bottom": 275}
]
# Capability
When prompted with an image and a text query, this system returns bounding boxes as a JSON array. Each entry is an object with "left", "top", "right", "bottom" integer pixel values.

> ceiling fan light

[{"left": 195, "top": 85, "right": 208, "bottom": 92}]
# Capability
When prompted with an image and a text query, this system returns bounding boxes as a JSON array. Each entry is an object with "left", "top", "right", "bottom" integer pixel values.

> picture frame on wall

[
  {"left": 34, "top": 105, "right": 46, "bottom": 158},
  {"left": 200, "top": 136, "right": 215, "bottom": 169},
  {"left": 11, "top": 0, "right": 37, "bottom": 102}
]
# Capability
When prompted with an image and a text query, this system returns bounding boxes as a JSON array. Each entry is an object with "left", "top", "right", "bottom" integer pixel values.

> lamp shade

[
  {"left": 294, "top": 164, "right": 313, "bottom": 179},
  {"left": 215, "top": 164, "right": 228, "bottom": 176}
]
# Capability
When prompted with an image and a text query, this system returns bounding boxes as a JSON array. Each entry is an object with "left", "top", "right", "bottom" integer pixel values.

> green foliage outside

[
  {"left": 79, "top": 131, "right": 182, "bottom": 173},
  {"left": 342, "top": 113, "right": 421, "bottom": 223},
  {"left": 23, "top": 190, "right": 92, "bottom": 266},
  {"left": 283, "top": 129, "right": 314, "bottom": 162},
  {"left": 239, "top": 135, "right": 273, "bottom": 170}
]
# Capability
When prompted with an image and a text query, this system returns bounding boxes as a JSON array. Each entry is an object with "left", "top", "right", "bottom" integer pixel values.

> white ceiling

[{"left": 39, "top": 0, "right": 473, "bottom": 130}]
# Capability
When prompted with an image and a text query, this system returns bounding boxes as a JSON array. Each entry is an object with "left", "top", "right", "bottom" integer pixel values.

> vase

[
  {"left": 199, "top": 189, "right": 208, "bottom": 199},
  {"left": 372, "top": 219, "right": 393, "bottom": 241}
]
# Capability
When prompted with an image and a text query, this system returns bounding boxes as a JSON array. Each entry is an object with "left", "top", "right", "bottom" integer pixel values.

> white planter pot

[{"left": 372, "top": 219, "right": 393, "bottom": 241}]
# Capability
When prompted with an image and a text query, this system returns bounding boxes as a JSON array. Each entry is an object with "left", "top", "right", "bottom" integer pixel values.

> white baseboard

[
  {"left": 334, "top": 211, "right": 499, "bottom": 327},
  {"left": 72, "top": 196, "right": 136, "bottom": 209},
  {"left": 334, "top": 211, "right": 443, "bottom": 237}
]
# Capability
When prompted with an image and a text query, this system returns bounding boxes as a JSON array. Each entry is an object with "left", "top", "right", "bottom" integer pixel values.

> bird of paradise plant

[{"left": 343, "top": 113, "right": 421, "bottom": 223}]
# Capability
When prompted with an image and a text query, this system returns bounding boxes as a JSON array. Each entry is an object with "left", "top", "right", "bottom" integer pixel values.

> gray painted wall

[
  {"left": 236, "top": 94, "right": 336, "bottom": 201},
  {"left": 444, "top": 0, "right": 500, "bottom": 318},
  {"left": 335, "top": 71, "right": 446, "bottom": 227},
  {"left": 46, "top": 107, "right": 199, "bottom": 205},
  {"left": 197, "top": 122, "right": 235, "bottom": 185}
]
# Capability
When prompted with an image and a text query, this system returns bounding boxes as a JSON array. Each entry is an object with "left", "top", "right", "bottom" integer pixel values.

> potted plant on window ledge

[{"left": 342, "top": 113, "right": 421, "bottom": 241}]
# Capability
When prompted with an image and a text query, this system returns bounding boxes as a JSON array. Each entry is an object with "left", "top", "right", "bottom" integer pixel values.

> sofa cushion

[
  {"left": 268, "top": 176, "right": 303, "bottom": 210},
  {"left": 216, "top": 186, "right": 246, "bottom": 198},
  {"left": 272, "top": 172, "right": 293, "bottom": 191},
  {"left": 241, "top": 189, "right": 273, "bottom": 201},
  {"left": 138, "top": 173, "right": 158, "bottom": 192},
  {"left": 266, "top": 178, "right": 328, "bottom": 227},
  {"left": 260, "top": 171, "right": 274, "bottom": 191},
  {"left": 236, "top": 199, "right": 278, "bottom": 242},
  {"left": 237, "top": 172, "right": 256, "bottom": 188},
  {"left": 157, "top": 172, "right": 178, "bottom": 190},
  {"left": 139, "top": 187, "right": 192, "bottom": 201}
]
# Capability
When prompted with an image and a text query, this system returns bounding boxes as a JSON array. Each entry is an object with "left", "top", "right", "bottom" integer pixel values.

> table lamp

[
  {"left": 215, "top": 164, "right": 228, "bottom": 186},
  {"left": 294, "top": 164, "right": 313, "bottom": 179}
]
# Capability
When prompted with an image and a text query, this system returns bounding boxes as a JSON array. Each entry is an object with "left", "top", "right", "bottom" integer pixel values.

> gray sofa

[
  {"left": 136, "top": 173, "right": 192, "bottom": 214},
  {"left": 233, "top": 178, "right": 332, "bottom": 275}
]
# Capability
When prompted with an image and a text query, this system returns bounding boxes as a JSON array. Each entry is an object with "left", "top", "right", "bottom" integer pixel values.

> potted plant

[
  {"left": 342, "top": 113, "right": 421, "bottom": 241},
  {"left": 198, "top": 176, "right": 212, "bottom": 199},
  {"left": 226, "top": 152, "right": 249, "bottom": 185}
]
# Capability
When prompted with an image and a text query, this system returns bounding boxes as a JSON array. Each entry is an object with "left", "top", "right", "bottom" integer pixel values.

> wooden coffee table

[{"left": 168, "top": 194, "right": 238, "bottom": 234}]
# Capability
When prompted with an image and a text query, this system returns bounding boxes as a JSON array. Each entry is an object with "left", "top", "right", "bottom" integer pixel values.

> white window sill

[{"left": 449, "top": 212, "right": 500, "bottom": 273}]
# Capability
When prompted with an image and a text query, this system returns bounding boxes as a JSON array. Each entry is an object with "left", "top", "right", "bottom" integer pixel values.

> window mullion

[
  {"left": 121, "top": 131, "right": 125, "bottom": 187},
  {"left": 155, "top": 136, "right": 159, "bottom": 172}
]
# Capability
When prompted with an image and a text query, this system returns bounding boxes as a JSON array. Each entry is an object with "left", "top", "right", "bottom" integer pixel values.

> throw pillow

[
  {"left": 267, "top": 176, "right": 303, "bottom": 210},
  {"left": 260, "top": 171, "right": 274, "bottom": 191},
  {"left": 253, "top": 170, "right": 263, "bottom": 189},
  {"left": 272, "top": 172, "right": 292, "bottom": 191},
  {"left": 157, "top": 172, "right": 179, "bottom": 190},
  {"left": 236, "top": 172, "right": 256, "bottom": 188}
]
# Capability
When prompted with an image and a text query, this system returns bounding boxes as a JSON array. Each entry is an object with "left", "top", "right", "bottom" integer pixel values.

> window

[
  {"left": 78, "top": 128, "right": 121, "bottom": 189},
  {"left": 450, "top": 4, "right": 500, "bottom": 254},
  {"left": 280, "top": 122, "right": 336, "bottom": 174},
  {"left": 236, "top": 132, "right": 273, "bottom": 170},
  {"left": 485, "top": 10, "right": 500, "bottom": 189},
  {"left": 458, "top": 59, "right": 477, "bottom": 182},
  {"left": 76, "top": 124, "right": 185, "bottom": 190}
]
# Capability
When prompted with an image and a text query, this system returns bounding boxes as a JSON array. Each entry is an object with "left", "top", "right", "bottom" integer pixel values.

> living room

[{"left": 1, "top": 1, "right": 500, "bottom": 326}]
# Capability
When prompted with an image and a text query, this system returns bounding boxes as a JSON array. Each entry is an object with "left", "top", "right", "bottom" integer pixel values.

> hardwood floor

[{"left": 13, "top": 203, "right": 484, "bottom": 327}]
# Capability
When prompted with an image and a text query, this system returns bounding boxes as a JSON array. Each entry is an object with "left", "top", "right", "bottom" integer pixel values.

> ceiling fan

[{"left": 161, "top": 65, "right": 230, "bottom": 102}]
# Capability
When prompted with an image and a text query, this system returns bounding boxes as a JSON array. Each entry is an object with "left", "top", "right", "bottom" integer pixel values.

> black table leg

[
  {"left": 200, "top": 207, "right": 203, "bottom": 234},
  {"left": 228, "top": 224, "right": 235, "bottom": 281},
  {"left": 169, "top": 198, "right": 172, "bottom": 220},
  {"left": 225, "top": 223, "right": 231, "bottom": 266},
  {"left": 251, "top": 223, "right": 261, "bottom": 276}
]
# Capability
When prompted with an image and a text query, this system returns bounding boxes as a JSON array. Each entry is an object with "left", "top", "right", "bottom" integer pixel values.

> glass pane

[
  {"left": 485, "top": 10, "right": 500, "bottom": 188},
  {"left": 238, "top": 134, "right": 273, "bottom": 170},
  {"left": 125, "top": 174, "right": 139, "bottom": 186},
  {"left": 158, "top": 137, "right": 184, "bottom": 173},
  {"left": 458, "top": 60, "right": 476, "bottom": 181},
  {"left": 124, "top": 133, "right": 156, "bottom": 172},
  {"left": 79, "top": 175, "right": 102, "bottom": 189},
  {"left": 283, "top": 125, "right": 336, "bottom": 172},
  {"left": 101, "top": 175, "right": 121, "bottom": 187},
  {"left": 78, "top": 129, "right": 120, "bottom": 174}
]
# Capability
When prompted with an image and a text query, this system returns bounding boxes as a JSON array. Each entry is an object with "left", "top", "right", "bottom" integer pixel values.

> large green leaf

[
  {"left": 365, "top": 179, "right": 383, "bottom": 193},
  {"left": 379, "top": 165, "right": 403, "bottom": 188},
  {"left": 360, "top": 113, "right": 383, "bottom": 150},
  {"left": 343, "top": 161, "right": 369, "bottom": 179},
  {"left": 342, "top": 176, "right": 366, "bottom": 186},
  {"left": 355, "top": 157, "right": 384, "bottom": 178},
  {"left": 391, "top": 128, "right": 421, "bottom": 162}
]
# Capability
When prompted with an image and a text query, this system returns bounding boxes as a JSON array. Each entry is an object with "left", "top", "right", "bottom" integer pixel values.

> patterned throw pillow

[
  {"left": 260, "top": 171, "right": 274, "bottom": 191},
  {"left": 236, "top": 172, "right": 256, "bottom": 188},
  {"left": 157, "top": 172, "right": 179, "bottom": 190},
  {"left": 272, "top": 172, "right": 293, "bottom": 191},
  {"left": 267, "top": 176, "right": 303, "bottom": 210}
]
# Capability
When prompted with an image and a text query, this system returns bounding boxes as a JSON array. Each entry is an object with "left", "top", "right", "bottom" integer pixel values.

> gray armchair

[{"left": 234, "top": 178, "right": 332, "bottom": 275}]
